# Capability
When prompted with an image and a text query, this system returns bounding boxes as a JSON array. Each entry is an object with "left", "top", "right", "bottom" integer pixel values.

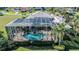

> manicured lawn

[
  {"left": 16, "top": 47, "right": 30, "bottom": 51},
  {"left": 4, "top": 11, "right": 31, "bottom": 16},
  {"left": 5, "top": 11, "right": 15, "bottom": 15},
  {"left": 0, "top": 15, "right": 21, "bottom": 38}
]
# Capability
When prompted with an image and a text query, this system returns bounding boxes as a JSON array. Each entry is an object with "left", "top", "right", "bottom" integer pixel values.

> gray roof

[
  {"left": 27, "top": 11, "right": 53, "bottom": 19},
  {"left": 5, "top": 11, "right": 54, "bottom": 27}
]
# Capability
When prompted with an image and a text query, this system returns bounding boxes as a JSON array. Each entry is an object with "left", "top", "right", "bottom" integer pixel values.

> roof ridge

[{"left": 27, "top": 11, "right": 52, "bottom": 19}]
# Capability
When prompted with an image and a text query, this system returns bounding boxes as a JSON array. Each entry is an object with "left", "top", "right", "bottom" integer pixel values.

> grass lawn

[
  {"left": 5, "top": 11, "right": 15, "bottom": 15},
  {"left": 15, "top": 46, "right": 57, "bottom": 51},
  {"left": 16, "top": 47, "right": 31, "bottom": 51},
  {"left": 0, "top": 15, "right": 21, "bottom": 38},
  {"left": 4, "top": 11, "right": 31, "bottom": 17}
]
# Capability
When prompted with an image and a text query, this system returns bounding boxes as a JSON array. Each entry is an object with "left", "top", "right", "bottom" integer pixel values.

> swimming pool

[{"left": 24, "top": 33, "right": 45, "bottom": 41}]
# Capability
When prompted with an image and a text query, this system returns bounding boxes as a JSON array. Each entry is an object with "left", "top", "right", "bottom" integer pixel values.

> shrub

[
  {"left": 54, "top": 45, "right": 65, "bottom": 51},
  {"left": 0, "top": 39, "right": 16, "bottom": 51},
  {"left": 63, "top": 29, "right": 79, "bottom": 49}
]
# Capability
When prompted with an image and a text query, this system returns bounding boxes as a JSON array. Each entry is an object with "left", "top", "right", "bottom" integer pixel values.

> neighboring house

[
  {"left": 12, "top": 7, "right": 20, "bottom": 12},
  {"left": 11, "top": 7, "right": 46, "bottom": 13},
  {"left": 20, "top": 7, "right": 32, "bottom": 12},
  {"left": 34, "top": 7, "right": 45, "bottom": 11},
  {"left": 0, "top": 7, "right": 7, "bottom": 10},
  {"left": 20, "top": 7, "right": 28, "bottom": 12}
]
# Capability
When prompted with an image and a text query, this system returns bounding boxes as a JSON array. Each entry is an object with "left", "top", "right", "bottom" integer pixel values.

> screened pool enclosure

[{"left": 5, "top": 11, "right": 64, "bottom": 41}]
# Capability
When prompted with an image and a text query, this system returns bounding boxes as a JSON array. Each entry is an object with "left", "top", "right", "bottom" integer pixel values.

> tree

[
  {"left": 0, "top": 31, "right": 4, "bottom": 39},
  {"left": 0, "top": 31, "right": 7, "bottom": 50},
  {"left": 51, "top": 23, "right": 66, "bottom": 45},
  {"left": 63, "top": 11, "right": 79, "bottom": 50},
  {"left": 50, "top": 7, "right": 79, "bottom": 50},
  {"left": 0, "top": 31, "right": 16, "bottom": 51}
]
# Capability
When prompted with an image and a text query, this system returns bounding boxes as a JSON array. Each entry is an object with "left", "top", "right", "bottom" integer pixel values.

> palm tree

[
  {"left": 50, "top": 7, "right": 79, "bottom": 45},
  {"left": 49, "top": 8, "right": 66, "bottom": 45},
  {"left": 69, "top": 12, "right": 79, "bottom": 36},
  {"left": 51, "top": 22, "right": 66, "bottom": 45}
]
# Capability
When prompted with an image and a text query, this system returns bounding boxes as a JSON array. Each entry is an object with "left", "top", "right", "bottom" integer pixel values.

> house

[
  {"left": 12, "top": 7, "right": 30, "bottom": 12},
  {"left": 34, "top": 7, "right": 45, "bottom": 11},
  {"left": 20, "top": 7, "right": 28, "bottom": 12},
  {"left": 5, "top": 11, "right": 64, "bottom": 42},
  {"left": 12, "top": 7, "right": 20, "bottom": 12}
]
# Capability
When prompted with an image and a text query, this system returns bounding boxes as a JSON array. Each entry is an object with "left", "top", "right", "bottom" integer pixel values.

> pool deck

[
  {"left": 13, "top": 32, "right": 53, "bottom": 42},
  {"left": 13, "top": 32, "right": 28, "bottom": 41},
  {"left": 13, "top": 34, "right": 53, "bottom": 42}
]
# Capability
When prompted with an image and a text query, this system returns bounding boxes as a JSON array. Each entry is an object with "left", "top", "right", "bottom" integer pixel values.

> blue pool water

[{"left": 24, "top": 33, "right": 45, "bottom": 41}]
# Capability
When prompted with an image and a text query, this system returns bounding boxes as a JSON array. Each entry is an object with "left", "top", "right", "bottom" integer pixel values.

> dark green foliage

[
  {"left": 0, "top": 39, "right": 16, "bottom": 51},
  {"left": 63, "top": 29, "right": 79, "bottom": 49},
  {"left": 0, "top": 31, "right": 4, "bottom": 38},
  {"left": 32, "top": 41, "right": 53, "bottom": 47},
  {"left": 0, "top": 39, "right": 7, "bottom": 50},
  {"left": 14, "top": 41, "right": 53, "bottom": 47},
  {"left": 5, "top": 40, "right": 17, "bottom": 51},
  {"left": 0, "top": 31, "right": 16, "bottom": 51},
  {"left": 14, "top": 41, "right": 31, "bottom": 47}
]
